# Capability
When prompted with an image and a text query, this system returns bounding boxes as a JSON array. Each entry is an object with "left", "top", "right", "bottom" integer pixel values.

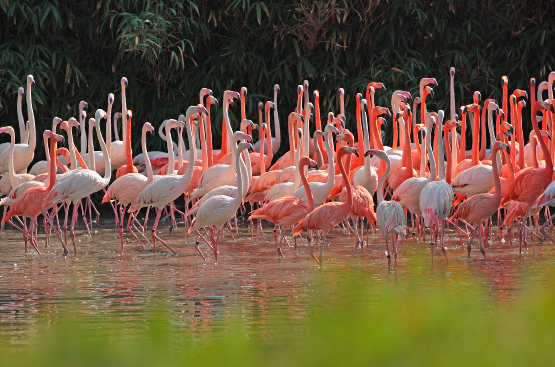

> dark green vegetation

[
  {"left": 1, "top": 0, "right": 554, "bottom": 158},
  {"left": 2, "top": 262, "right": 555, "bottom": 366}
]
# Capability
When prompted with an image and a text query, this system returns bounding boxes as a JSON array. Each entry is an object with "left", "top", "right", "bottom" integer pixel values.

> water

[{"left": 1, "top": 214, "right": 554, "bottom": 351}]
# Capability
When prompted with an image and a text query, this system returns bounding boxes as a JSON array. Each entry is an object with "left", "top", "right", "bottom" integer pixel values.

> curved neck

[
  {"left": 125, "top": 113, "right": 133, "bottom": 169},
  {"left": 532, "top": 137, "right": 539, "bottom": 168},
  {"left": 94, "top": 117, "right": 111, "bottom": 181},
  {"left": 142, "top": 128, "right": 154, "bottom": 183},
  {"left": 370, "top": 110, "right": 384, "bottom": 150},
  {"left": 471, "top": 109, "right": 480, "bottom": 165},
  {"left": 487, "top": 108, "right": 500, "bottom": 169},
  {"left": 402, "top": 113, "right": 411, "bottom": 168},
  {"left": 510, "top": 100, "right": 517, "bottom": 166},
  {"left": 177, "top": 126, "right": 184, "bottom": 169},
  {"left": 492, "top": 147, "right": 502, "bottom": 201},
  {"left": 480, "top": 102, "right": 490, "bottom": 160},
  {"left": 273, "top": 91, "right": 281, "bottom": 155},
  {"left": 517, "top": 105, "right": 525, "bottom": 168},
  {"left": 223, "top": 98, "right": 233, "bottom": 156},
  {"left": 300, "top": 162, "right": 314, "bottom": 210},
  {"left": 288, "top": 120, "right": 295, "bottom": 167},
  {"left": 504, "top": 150, "right": 515, "bottom": 180},
  {"left": 266, "top": 107, "right": 274, "bottom": 162},
  {"left": 26, "top": 81, "right": 36, "bottom": 154},
  {"left": 79, "top": 105, "right": 87, "bottom": 155},
  {"left": 293, "top": 134, "right": 302, "bottom": 190},
  {"left": 337, "top": 150, "right": 352, "bottom": 210},
  {"left": 199, "top": 114, "right": 208, "bottom": 172},
  {"left": 532, "top": 104, "right": 553, "bottom": 174},
  {"left": 47, "top": 136, "right": 58, "bottom": 190},
  {"left": 324, "top": 131, "right": 335, "bottom": 187},
  {"left": 444, "top": 126, "right": 453, "bottom": 183},
  {"left": 206, "top": 103, "right": 214, "bottom": 167},
  {"left": 426, "top": 120, "right": 436, "bottom": 181},
  {"left": 314, "top": 96, "right": 323, "bottom": 154},
  {"left": 17, "top": 93, "right": 26, "bottom": 144},
  {"left": 7, "top": 131, "right": 16, "bottom": 187},
  {"left": 166, "top": 123, "right": 176, "bottom": 175},
  {"left": 419, "top": 130, "right": 427, "bottom": 177},
  {"left": 259, "top": 129, "right": 266, "bottom": 174},
  {"left": 314, "top": 134, "right": 323, "bottom": 167},
  {"left": 88, "top": 121, "right": 95, "bottom": 170},
  {"left": 106, "top": 103, "right": 113, "bottom": 156},
  {"left": 122, "top": 85, "right": 128, "bottom": 157},
  {"left": 181, "top": 117, "right": 196, "bottom": 186},
  {"left": 232, "top": 147, "right": 244, "bottom": 207},
  {"left": 437, "top": 116, "right": 445, "bottom": 181},
  {"left": 376, "top": 153, "right": 390, "bottom": 204}
]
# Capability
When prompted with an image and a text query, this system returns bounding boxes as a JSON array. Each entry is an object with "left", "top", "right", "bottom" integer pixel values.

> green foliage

[{"left": 1, "top": 0, "right": 555, "bottom": 159}]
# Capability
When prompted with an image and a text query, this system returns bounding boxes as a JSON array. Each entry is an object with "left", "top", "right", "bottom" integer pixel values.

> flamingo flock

[{"left": 3, "top": 71, "right": 555, "bottom": 265}]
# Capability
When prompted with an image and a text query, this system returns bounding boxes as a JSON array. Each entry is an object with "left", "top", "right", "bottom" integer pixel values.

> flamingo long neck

[
  {"left": 26, "top": 80, "right": 36, "bottom": 159},
  {"left": 371, "top": 110, "right": 384, "bottom": 150},
  {"left": 532, "top": 104, "right": 553, "bottom": 175},
  {"left": 206, "top": 102, "right": 214, "bottom": 167},
  {"left": 444, "top": 125, "right": 453, "bottom": 183},
  {"left": 420, "top": 91, "right": 427, "bottom": 142},
  {"left": 459, "top": 113, "right": 467, "bottom": 163},
  {"left": 337, "top": 149, "right": 352, "bottom": 211},
  {"left": 300, "top": 161, "right": 314, "bottom": 210},
  {"left": 142, "top": 127, "right": 154, "bottom": 184},
  {"left": 490, "top": 146, "right": 503, "bottom": 203},
  {"left": 509, "top": 99, "right": 517, "bottom": 167},
  {"left": 355, "top": 97, "right": 363, "bottom": 150},
  {"left": 176, "top": 126, "right": 184, "bottom": 170},
  {"left": 324, "top": 130, "right": 335, "bottom": 188},
  {"left": 166, "top": 122, "right": 176, "bottom": 175},
  {"left": 259, "top": 128, "right": 266, "bottom": 174},
  {"left": 122, "top": 84, "right": 128, "bottom": 157},
  {"left": 471, "top": 108, "right": 480, "bottom": 166},
  {"left": 419, "top": 130, "right": 427, "bottom": 177},
  {"left": 47, "top": 136, "right": 58, "bottom": 191},
  {"left": 266, "top": 107, "right": 273, "bottom": 162},
  {"left": 7, "top": 130, "right": 16, "bottom": 187},
  {"left": 17, "top": 92, "right": 26, "bottom": 144},
  {"left": 87, "top": 121, "right": 95, "bottom": 170},
  {"left": 504, "top": 150, "right": 515, "bottom": 181},
  {"left": 273, "top": 89, "right": 281, "bottom": 155},
  {"left": 314, "top": 95, "right": 323, "bottom": 155},
  {"left": 437, "top": 112, "right": 446, "bottom": 182},
  {"left": 487, "top": 108, "right": 500, "bottom": 169},
  {"left": 480, "top": 101, "right": 491, "bottom": 161},
  {"left": 392, "top": 97, "right": 398, "bottom": 150},
  {"left": 180, "top": 113, "right": 197, "bottom": 189},
  {"left": 114, "top": 115, "right": 121, "bottom": 141},
  {"left": 223, "top": 98, "right": 233, "bottom": 155},
  {"left": 293, "top": 133, "right": 302, "bottom": 191},
  {"left": 94, "top": 115, "right": 111, "bottom": 181},
  {"left": 376, "top": 152, "right": 390, "bottom": 204},
  {"left": 402, "top": 112, "right": 411, "bottom": 169},
  {"left": 502, "top": 81, "right": 508, "bottom": 123},
  {"left": 314, "top": 134, "right": 323, "bottom": 167},
  {"left": 79, "top": 104, "right": 87, "bottom": 156},
  {"left": 125, "top": 112, "right": 133, "bottom": 172},
  {"left": 531, "top": 136, "right": 539, "bottom": 168},
  {"left": 231, "top": 146, "right": 244, "bottom": 208},
  {"left": 106, "top": 102, "right": 113, "bottom": 156},
  {"left": 199, "top": 114, "right": 208, "bottom": 172},
  {"left": 426, "top": 119, "right": 436, "bottom": 182},
  {"left": 517, "top": 104, "right": 525, "bottom": 168},
  {"left": 288, "top": 119, "right": 295, "bottom": 167},
  {"left": 66, "top": 125, "right": 77, "bottom": 169}
]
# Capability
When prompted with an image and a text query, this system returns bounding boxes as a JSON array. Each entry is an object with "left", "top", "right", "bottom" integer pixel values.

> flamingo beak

[{"left": 531, "top": 78, "right": 536, "bottom": 87}]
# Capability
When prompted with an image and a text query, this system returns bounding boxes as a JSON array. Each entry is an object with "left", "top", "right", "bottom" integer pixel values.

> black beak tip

[{"left": 531, "top": 78, "right": 536, "bottom": 87}]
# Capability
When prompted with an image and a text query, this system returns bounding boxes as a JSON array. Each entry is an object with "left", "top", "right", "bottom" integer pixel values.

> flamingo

[
  {"left": 452, "top": 142, "right": 509, "bottom": 259},
  {"left": 419, "top": 110, "right": 454, "bottom": 260},
  {"left": 292, "top": 123, "right": 339, "bottom": 207},
  {"left": 366, "top": 148, "right": 406, "bottom": 262},
  {"left": 250, "top": 156, "right": 316, "bottom": 257},
  {"left": 128, "top": 106, "right": 208, "bottom": 253},
  {"left": 2, "top": 130, "right": 67, "bottom": 255},
  {"left": 189, "top": 142, "right": 253, "bottom": 261},
  {"left": 42, "top": 109, "right": 111, "bottom": 254},
  {"left": 292, "top": 146, "right": 358, "bottom": 265},
  {"left": 0, "top": 75, "right": 36, "bottom": 175},
  {"left": 501, "top": 101, "right": 555, "bottom": 255},
  {"left": 103, "top": 122, "right": 157, "bottom": 250},
  {"left": 0, "top": 126, "right": 35, "bottom": 196}
]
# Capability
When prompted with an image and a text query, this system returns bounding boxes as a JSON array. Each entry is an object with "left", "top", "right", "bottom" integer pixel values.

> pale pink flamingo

[
  {"left": 0, "top": 126, "right": 35, "bottom": 196},
  {"left": 42, "top": 109, "right": 110, "bottom": 254},
  {"left": 419, "top": 110, "right": 454, "bottom": 260},
  {"left": 452, "top": 142, "right": 509, "bottom": 259},
  {"left": 500, "top": 101, "right": 554, "bottom": 255},
  {"left": 250, "top": 156, "right": 316, "bottom": 257},
  {"left": 128, "top": 106, "right": 208, "bottom": 253},
  {"left": 189, "top": 142, "right": 253, "bottom": 261},
  {"left": 366, "top": 148, "right": 406, "bottom": 263},
  {"left": 292, "top": 146, "right": 359, "bottom": 265},
  {"left": 103, "top": 122, "right": 157, "bottom": 250},
  {"left": 0, "top": 75, "right": 36, "bottom": 175},
  {"left": 2, "top": 130, "right": 67, "bottom": 255}
]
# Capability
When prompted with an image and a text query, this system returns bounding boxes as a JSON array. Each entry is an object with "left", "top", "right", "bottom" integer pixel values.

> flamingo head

[
  {"left": 96, "top": 109, "right": 108, "bottom": 121},
  {"left": 501, "top": 122, "right": 513, "bottom": 137},
  {"left": 53, "top": 133, "right": 65, "bottom": 145},
  {"left": 290, "top": 112, "right": 304, "bottom": 124},
  {"left": 274, "top": 84, "right": 280, "bottom": 95},
  {"left": 501, "top": 76, "right": 508, "bottom": 88},
  {"left": 0, "top": 126, "right": 14, "bottom": 135},
  {"left": 80, "top": 101, "right": 88, "bottom": 110},
  {"left": 60, "top": 120, "right": 69, "bottom": 131},
  {"left": 341, "top": 146, "right": 359, "bottom": 158},
  {"left": 450, "top": 67, "right": 455, "bottom": 77},
  {"left": 494, "top": 141, "right": 510, "bottom": 156},
  {"left": 224, "top": 90, "right": 241, "bottom": 103},
  {"left": 324, "top": 123, "right": 340, "bottom": 136},
  {"left": 207, "top": 96, "right": 218, "bottom": 109},
  {"left": 419, "top": 77, "right": 437, "bottom": 91},
  {"left": 144, "top": 122, "right": 155, "bottom": 135},
  {"left": 332, "top": 117, "right": 345, "bottom": 130},
  {"left": 473, "top": 91, "right": 481, "bottom": 103},
  {"left": 338, "top": 88, "right": 344, "bottom": 97},
  {"left": 68, "top": 117, "right": 80, "bottom": 129},
  {"left": 487, "top": 101, "right": 500, "bottom": 114},
  {"left": 398, "top": 90, "right": 412, "bottom": 101},
  {"left": 305, "top": 102, "right": 314, "bottom": 119},
  {"left": 201, "top": 88, "right": 213, "bottom": 98},
  {"left": 313, "top": 90, "right": 319, "bottom": 100},
  {"left": 237, "top": 142, "right": 253, "bottom": 153},
  {"left": 299, "top": 157, "right": 317, "bottom": 170},
  {"left": 108, "top": 93, "right": 114, "bottom": 104},
  {"left": 89, "top": 118, "right": 96, "bottom": 130},
  {"left": 513, "top": 89, "right": 528, "bottom": 100},
  {"left": 114, "top": 112, "right": 122, "bottom": 121},
  {"left": 121, "top": 77, "right": 128, "bottom": 88},
  {"left": 378, "top": 117, "right": 387, "bottom": 129},
  {"left": 18, "top": 87, "right": 24, "bottom": 96},
  {"left": 233, "top": 131, "right": 252, "bottom": 143},
  {"left": 240, "top": 87, "right": 247, "bottom": 99},
  {"left": 27, "top": 75, "right": 35, "bottom": 88},
  {"left": 313, "top": 130, "right": 324, "bottom": 139},
  {"left": 304, "top": 80, "right": 309, "bottom": 89},
  {"left": 531, "top": 78, "right": 536, "bottom": 87},
  {"left": 423, "top": 85, "right": 434, "bottom": 100},
  {"left": 297, "top": 85, "right": 303, "bottom": 95},
  {"left": 241, "top": 119, "right": 255, "bottom": 132},
  {"left": 265, "top": 101, "right": 275, "bottom": 111},
  {"left": 296, "top": 128, "right": 303, "bottom": 142},
  {"left": 367, "top": 85, "right": 375, "bottom": 97},
  {"left": 258, "top": 102, "right": 264, "bottom": 112},
  {"left": 373, "top": 106, "right": 392, "bottom": 119},
  {"left": 260, "top": 123, "right": 266, "bottom": 134}
]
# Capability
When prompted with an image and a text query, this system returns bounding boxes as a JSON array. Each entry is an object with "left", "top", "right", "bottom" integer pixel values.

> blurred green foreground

[{"left": 2, "top": 258, "right": 555, "bottom": 367}]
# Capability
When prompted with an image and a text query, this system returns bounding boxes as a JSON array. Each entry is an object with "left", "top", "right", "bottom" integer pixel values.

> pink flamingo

[
  {"left": 292, "top": 146, "right": 358, "bottom": 265},
  {"left": 103, "top": 122, "right": 157, "bottom": 250},
  {"left": 419, "top": 110, "right": 454, "bottom": 260},
  {"left": 128, "top": 106, "right": 208, "bottom": 253},
  {"left": 366, "top": 148, "right": 406, "bottom": 263},
  {"left": 501, "top": 101, "right": 554, "bottom": 255},
  {"left": 452, "top": 142, "right": 509, "bottom": 258},
  {"left": 2, "top": 130, "right": 67, "bottom": 255},
  {"left": 0, "top": 75, "right": 36, "bottom": 177},
  {"left": 250, "top": 156, "right": 316, "bottom": 257},
  {"left": 42, "top": 109, "right": 110, "bottom": 254},
  {"left": 189, "top": 142, "right": 253, "bottom": 262},
  {"left": 0, "top": 126, "right": 35, "bottom": 197}
]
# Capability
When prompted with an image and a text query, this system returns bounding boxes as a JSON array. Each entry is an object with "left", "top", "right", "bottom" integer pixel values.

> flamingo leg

[
  {"left": 127, "top": 211, "right": 147, "bottom": 250},
  {"left": 118, "top": 204, "right": 126, "bottom": 251},
  {"left": 151, "top": 209, "right": 176, "bottom": 254},
  {"left": 41, "top": 208, "right": 68, "bottom": 256},
  {"left": 195, "top": 229, "right": 214, "bottom": 252},
  {"left": 29, "top": 219, "right": 41, "bottom": 254},
  {"left": 539, "top": 211, "right": 555, "bottom": 243},
  {"left": 467, "top": 222, "right": 479, "bottom": 258},
  {"left": 70, "top": 203, "right": 79, "bottom": 255},
  {"left": 318, "top": 233, "right": 328, "bottom": 265},
  {"left": 226, "top": 222, "right": 236, "bottom": 241},
  {"left": 79, "top": 200, "right": 91, "bottom": 237},
  {"left": 440, "top": 220, "right": 448, "bottom": 261},
  {"left": 23, "top": 218, "right": 28, "bottom": 253},
  {"left": 143, "top": 206, "right": 150, "bottom": 233},
  {"left": 309, "top": 233, "right": 321, "bottom": 264}
]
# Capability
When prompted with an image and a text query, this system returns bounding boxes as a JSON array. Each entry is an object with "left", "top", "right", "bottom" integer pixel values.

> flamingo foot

[{"left": 195, "top": 241, "right": 206, "bottom": 261}]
